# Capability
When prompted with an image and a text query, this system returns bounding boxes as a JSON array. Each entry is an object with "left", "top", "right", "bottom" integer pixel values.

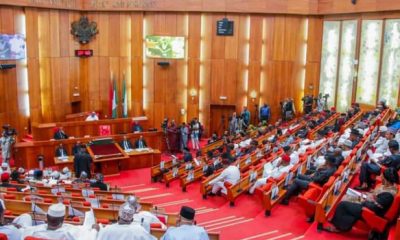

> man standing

[
  {"left": 191, "top": 118, "right": 200, "bottom": 150},
  {"left": 97, "top": 203, "right": 156, "bottom": 240},
  {"left": 259, "top": 104, "right": 270, "bottom": 123},
  {"left": 229, "top": 112, "right": 238, "bottom": 135},
  {"left": 53, "top": 127, "right": 68, "bottom": 140},
  {"left": 135, "top": 135, "right": 147, "bottom": 149},
  {"left": 162, "top": 206, "right": 209, "bottom": 240},
  {"left": 241, "top": 106, "right": 251, "bottom": 127},
  {"left": 208, "top": 162, "right": 240, "bottom": 195},
  {"left": 0, "top": 126, "right": 15, "bottom": 163},
  {"left": 180, "top": 122, "right": 189, "bottom": 151},
  {"left": 73, "top": 146, "right": 92, "bottom": 179}
]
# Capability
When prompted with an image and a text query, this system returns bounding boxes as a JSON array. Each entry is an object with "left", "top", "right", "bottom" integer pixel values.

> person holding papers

[
  {"left": 324, "top": 168, "right": 399, "bottom": 232},
  {"left": 134, "top": 135, "right": 147, "bottom": 149},
  {"left": 357, "top": 140, "right": 400, "bottom": 190},
  {"left": 55, "top": 143, "right": 68, "bottom": 158},
  {"left": 120, "top": 136, "right": 133, "bottom": 152}
]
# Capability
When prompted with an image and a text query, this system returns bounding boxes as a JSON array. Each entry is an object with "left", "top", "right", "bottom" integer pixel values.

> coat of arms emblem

[{"left": 71, "top": 16, "right": 98, "bottom": 44}]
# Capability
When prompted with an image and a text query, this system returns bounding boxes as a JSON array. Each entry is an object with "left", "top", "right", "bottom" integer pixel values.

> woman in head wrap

[{"left": 324, "top": 167, "right": 399, "bottom": 232}]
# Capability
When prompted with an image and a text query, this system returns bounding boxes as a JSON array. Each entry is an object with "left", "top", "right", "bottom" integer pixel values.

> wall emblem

[{"left": 71, "top": 16, "right": 98, "bottom": 44}]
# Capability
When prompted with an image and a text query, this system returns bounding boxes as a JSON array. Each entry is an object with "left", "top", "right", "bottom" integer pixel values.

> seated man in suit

[
  {"left": 281, "top": 155, "right": 337, "bottom": 205},
  {"left": 120, "top": 136, "right": 133, "bottom": 151},
  {"left": 132, "top": 121, "right": 143, "bottom": 133},
  {"left": 134, "top": 135, "right": 147, "bottom": 149},
  {"left": 55, "top": 143, "right": 68, "bottom": 158},
  {"left": 90, "top": 173, "right": 108, "bottom": 191},
  {"left": 53, "top": 127, "right": 68, "bottom": 140}
]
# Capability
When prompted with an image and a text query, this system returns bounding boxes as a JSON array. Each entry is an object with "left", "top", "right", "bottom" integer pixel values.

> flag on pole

[
  {"left": 122, "top": 75, "right": 128, "bottom": 118},
  {"left": 112, "top": 79, "right": 118, "bottom": 118}
]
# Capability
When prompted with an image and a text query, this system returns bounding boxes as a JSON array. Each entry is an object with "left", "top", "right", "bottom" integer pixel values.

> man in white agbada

[
  {"left": 21, "top": 203, "right": 96, "bottom": 240},
  {"left": 97, "top": 203, "right": 156, "bottom": 240},
  {"left": 367, "top": 126, "right": 391, "bottom": 161},
  {"left": 208, "top": 162, "right": 240, "bottom": 195},
  {"left": 0, "top": 198, "right": 32, "bottom": 240},
  {"left": 0, "top": 132, "right": 15, "bottom": 163},
  {"left": 341, "top": 139, "right": 354, "bottom": 159},
  {"left": 60, "top": 167, "right": 72, "bottom": 181},
  {"left": 161, "top": 206, "right": 209, "bottom": 240},
  {"left": 249, "top": 145, "right": 299, "bottom": 194},
  {"left": 127, "top": 195, "right": 167, "bottom": 231},
  {"left": 0, "top": 162, "right": 10, "bottom": 175},
  {"left": 85, "top": 112, "right": 99, "bottom": 121}
]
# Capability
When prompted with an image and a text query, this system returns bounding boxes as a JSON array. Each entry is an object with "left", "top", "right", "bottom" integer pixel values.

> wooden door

[{"left": 210, "top": 105, "right": 236, "bottom": 137}]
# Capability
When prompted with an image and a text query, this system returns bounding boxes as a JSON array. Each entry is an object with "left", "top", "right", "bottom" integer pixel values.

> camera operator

[
  {"left": 302, "top": 95, "right": 313, "bottom": 114},
  {"left": 1, "top": 124, "right": 16, "bottom": 163}
]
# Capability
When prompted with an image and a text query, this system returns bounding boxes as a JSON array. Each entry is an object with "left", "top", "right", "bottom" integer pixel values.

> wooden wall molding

[{"left": 2, "top": 0, "right": 400, "bottom": 15}]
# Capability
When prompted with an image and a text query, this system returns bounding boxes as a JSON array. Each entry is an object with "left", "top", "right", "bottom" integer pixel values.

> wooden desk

[
  {"left": 54, "top": 156, "right": 74, "bottom": 171},
  {"left": 88, "top": 143, "right": 129, "bottom": 175},
  {"left": 14, "top": 131, "right": 163, "bottom": 170},
  {"left": 31, "top": 117, "right": 151, "bottom": 141},
  {"left": 123, "top": 149, "right": 161, "bottom": 169}
]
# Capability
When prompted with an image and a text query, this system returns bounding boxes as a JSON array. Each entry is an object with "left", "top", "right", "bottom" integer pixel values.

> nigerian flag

[
  {"left": 111, "top": 79, "right": 118, "bottom": 118},
  {"left": 122, "top": 76, "right": 128, "bottom": 118}
]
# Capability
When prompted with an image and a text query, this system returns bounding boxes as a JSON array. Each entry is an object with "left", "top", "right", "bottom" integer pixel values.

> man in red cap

[{"left": 0, "top": 172, "right": 21, "bottom": 191}]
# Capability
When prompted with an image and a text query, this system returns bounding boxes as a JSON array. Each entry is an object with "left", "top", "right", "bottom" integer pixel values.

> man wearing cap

[
  {"left": 97, "top": 203, "right": 156, "bottom": 240},
  {"left": 85, "top": 112, "right": 99, "bottom": 121},
  {"left": 0, "top": 198, "right": 32, "bottom": 240},
  {"left": 0, "top": 172, "right": 22, "bottom": 191},
  {"left": 162, "top": 206, "right": 209, "bottom": 240},
  {"left": 60, "top": 167, "right": 71, "bottom": 180},
  {"left": 22, "top": 203, "right": 78, "bottom": 239},
  {"left": 127, "top": 196, "right": 167, "bottom": 232},
  {"left": 349, "top": 128, "right": 361, "bottom": 148},
  {"left": 0, "top": 162, "right": 10, "bottom": 175},
  {"left": 341, "top": 139, "right": 353, "bottom": 158},
  {"left": 367, "top": 126, "right": 391, "bottom": 161},
  {"left": 249, "top": 145, "right": 299, "bottom": 194},
  {"left": 357, "top": 140, "right": 400, "bottom": 190},
  {"left": 281, "top": 155, "right": 337, "bottom": 205},
  {"left": 208, "top": 161, "right": 240, "bottom": 195}
]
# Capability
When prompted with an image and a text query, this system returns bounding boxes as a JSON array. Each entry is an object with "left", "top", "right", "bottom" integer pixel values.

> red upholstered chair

[
  {"left": 43, "top": 198, "right": 52, "bottom": 203},
  {"left": 150, "top": 223, "right": 163, "bottom": 229},
  {"left": 25, "top": 237, "right": 51, "bottom": 240},
  {"left": 101, "top": 203, "right": 109, "bottom": 209},
  {"left": 72, "top": 193, "right": 81, "bottom": 197},
  {"left": 38, "top": 190, "right": 47, "bottom": 194},
  {"left": 83, "top": 201, "right": 91, "bottom": 207},
  {"left": 62, "top": 199, "right": 70, "bottom": 205},
  {"left": 4, "top": 210, "right": 12, "bottom": 216},
  {"left": 334, "top": 165, "right": 345, "bottom": 177},
  {"left": 97, "top": 219, "right": 110, "bottom": 224},
  {"left": 0, "top": 233, "right": 7, "bottom": 240},
  {"left": 7, "top": 187, "right": 17, "bottom": 192},
  {"left": 297, "top": 176, "right": 336, "bottom": 218},
  {"left": 72, "top": 216, "right": 81, "bottom": 222},
  {"left": 4, "top": 194, "right": 16, "bottom": 200},
  {"left": 354, "top": 186, "right": 400, "bottom": 234},
  {"left": 88, "top": 194, "right": 96, "bottom": 198}
]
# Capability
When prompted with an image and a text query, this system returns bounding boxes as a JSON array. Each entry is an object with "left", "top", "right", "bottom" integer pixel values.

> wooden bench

[
  {"left": 308, "top": 112, "right": 341, "bottom": 139},
  {"left": 151, "top": 228, "right": 220, "bottom": 240}
]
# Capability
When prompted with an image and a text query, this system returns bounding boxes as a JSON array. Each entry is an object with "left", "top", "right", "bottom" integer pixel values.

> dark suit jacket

[
  {"left": 54, "top": 130, "right": 68, "bottom": 140},
  {"left": 134, "top": 139, "right": 147, "bottom": 148},
  {"left": 119, "top": 139, "right": 133, "bottom": 150},
  {"left": 132, "top": 125, "right": 143, "bottom": 133},
  {"left": 312, "top": 166, "right": 336, "bottom": 185},
  {"left": 74, "top": 153, "right": 92, "bottom": 179},
  {"left": 55, "top": 147, "right": 68, "bottom": 157}
]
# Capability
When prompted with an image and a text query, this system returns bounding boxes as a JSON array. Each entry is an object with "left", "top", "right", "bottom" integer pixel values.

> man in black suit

[
  {"left": 90, "top": 173, "right": 108, "bottom": 191},
  {"left": 53, "top": 127, "right": 68, "bottom": 140},
  {"left": 281, "top": 155, "right": 337, "bottom": 205},
  {"left": 134, "top": 135, "right": 147, "bottom": 149},
  {"left": 119, "top": 136, "right": 133, "bottom": 151},
  {"left": 73, "top": 146, "right": 92, "bottom": 179},
  {"left": 55, "top": 143, "right": 68, "bottom": 157},
  {"left": 72, "top": 141, "right": 85, "bottom": 155}
]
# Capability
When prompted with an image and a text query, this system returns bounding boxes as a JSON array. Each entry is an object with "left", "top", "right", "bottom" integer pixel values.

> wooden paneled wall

[{"left": 0, "top": 6, "right": 324, "bottom": 136}]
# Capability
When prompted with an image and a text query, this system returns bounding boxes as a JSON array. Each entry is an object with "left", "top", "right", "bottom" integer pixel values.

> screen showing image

[
  {"left": 145, "top": 35, "right": 185, "bottom": 59},
  {"left": 0, "top": 34, "right": 26, "bottom": 60}
]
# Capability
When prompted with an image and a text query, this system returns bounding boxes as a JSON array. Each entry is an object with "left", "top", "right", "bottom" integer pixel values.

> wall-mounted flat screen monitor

[
  {"left": 145, "top": 35, "right": 185, "bottom": 59},
  {"left": 0, "top": 34, "right": 26, "bottom": 60}
]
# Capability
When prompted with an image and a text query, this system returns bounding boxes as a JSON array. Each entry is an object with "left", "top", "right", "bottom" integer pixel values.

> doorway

[{"left": 210, "top": 104, "right": 236, "bottom": 137}]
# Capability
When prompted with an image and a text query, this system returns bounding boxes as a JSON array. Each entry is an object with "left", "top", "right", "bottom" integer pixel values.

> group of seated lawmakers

[
  {"left": 0, "top": 164, "right": 209, "bottom": 239},
  {"left": 182, "top": 103, "right": 400, "bottom": 235},
  {"left": 0, "top": 197, "right": 207, "bottom": 240}
]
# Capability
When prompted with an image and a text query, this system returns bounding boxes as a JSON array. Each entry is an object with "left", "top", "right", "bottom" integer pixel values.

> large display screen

[
  {"left": 0, "top": 34, "right": 26, "bottom": 60},
  {"left": 145, "top": 35, "right": 185, "bottom": 59}
]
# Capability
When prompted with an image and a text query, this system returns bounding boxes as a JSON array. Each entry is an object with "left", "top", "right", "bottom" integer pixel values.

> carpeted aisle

[{"left": 105, "top": 167, "right": 317, "bottom": 240}]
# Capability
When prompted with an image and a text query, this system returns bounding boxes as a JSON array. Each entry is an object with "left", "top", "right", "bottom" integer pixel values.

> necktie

[
  {"left": 125, "top": 141, "right": 128, "bottom": 150},
  {"left": 139, "top": 141, "right": 142, "bottom": 148}
]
